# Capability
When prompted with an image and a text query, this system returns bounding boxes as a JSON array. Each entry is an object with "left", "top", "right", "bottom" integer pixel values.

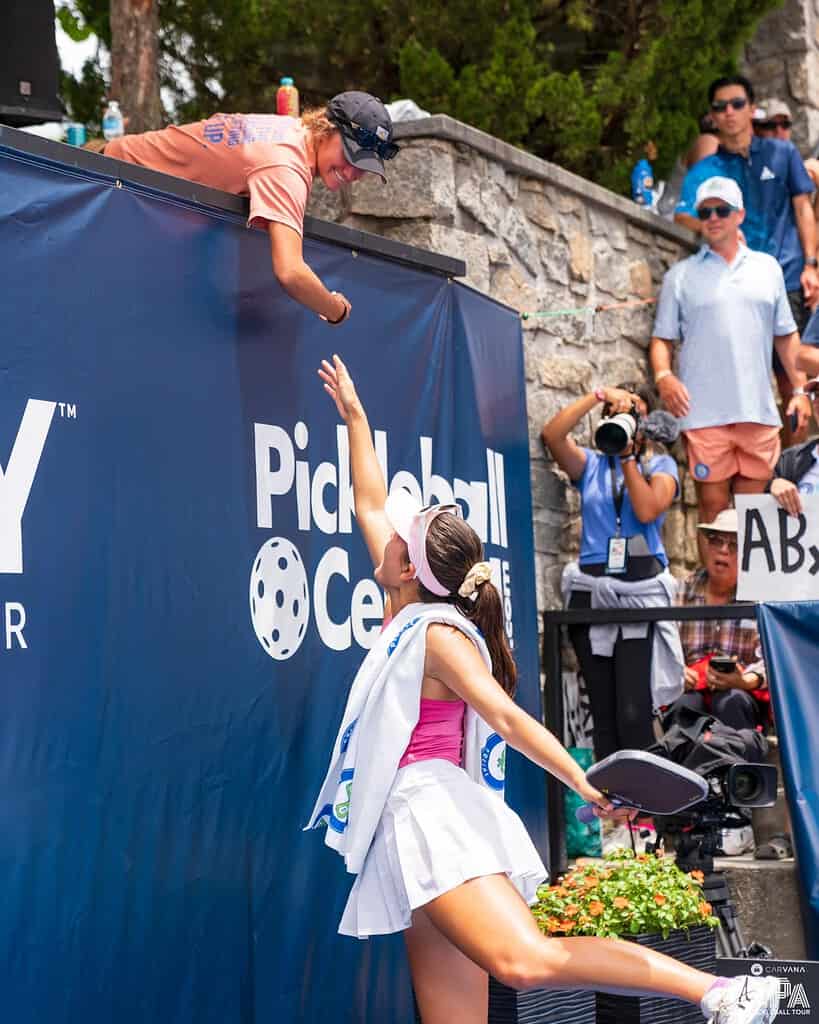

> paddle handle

[{"left": 576, "top": 799, "right": 626, "bottom": 824}]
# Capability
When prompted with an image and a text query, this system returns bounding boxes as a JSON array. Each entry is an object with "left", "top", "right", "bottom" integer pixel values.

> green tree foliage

[{"left": 57, "top": 0, "right": 782, "bottom": 192}]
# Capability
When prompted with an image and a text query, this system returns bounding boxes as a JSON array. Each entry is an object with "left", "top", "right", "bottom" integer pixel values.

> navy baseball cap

[{"left": 327, "top": 91, "right": 398, "bottom": 180}]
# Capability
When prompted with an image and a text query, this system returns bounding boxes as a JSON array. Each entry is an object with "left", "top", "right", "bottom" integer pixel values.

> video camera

[{"left": 650, "top": 750, "right": 777, "bottom": 872}]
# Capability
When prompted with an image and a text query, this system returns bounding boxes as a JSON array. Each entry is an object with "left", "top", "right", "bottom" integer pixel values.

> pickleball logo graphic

[{"left": 249, "top": 537, "right": 310, "bottom": 660}]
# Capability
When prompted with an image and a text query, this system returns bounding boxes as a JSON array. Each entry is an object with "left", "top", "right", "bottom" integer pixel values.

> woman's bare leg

[
  {"left": 405, "top": 906, "right": 488, "bottom": 1024},
  {"left": 420, "top": 873, "right": 714, "bottom": 1004}
]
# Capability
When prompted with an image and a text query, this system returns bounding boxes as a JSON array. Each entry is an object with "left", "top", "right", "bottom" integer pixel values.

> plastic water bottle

[
  {"left": 276, "top": 77, "right": 299, "bottom": 117},
  {"left": 102, "top": 100, "right": 125, "bottom": 141}
]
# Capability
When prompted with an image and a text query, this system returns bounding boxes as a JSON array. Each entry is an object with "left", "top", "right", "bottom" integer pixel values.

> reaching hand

[
  {"left": 771, "top": 477, "right": 803, "bottom": 517},
  {"left": 683, "top": 666, "right": 699, "bottom": 692},
  {"left": 318, "top": 354, "right": 361, "bottom": 422}
]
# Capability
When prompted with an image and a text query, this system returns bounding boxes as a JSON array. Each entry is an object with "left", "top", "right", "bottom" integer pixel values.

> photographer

[{"left": 542, "top": 384, "right": 683, "bottom": 761}]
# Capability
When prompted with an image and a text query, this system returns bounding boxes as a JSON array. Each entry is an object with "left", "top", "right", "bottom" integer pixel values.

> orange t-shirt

[{"left": 105, "top": 114, "right": 314, "bottom": 234}]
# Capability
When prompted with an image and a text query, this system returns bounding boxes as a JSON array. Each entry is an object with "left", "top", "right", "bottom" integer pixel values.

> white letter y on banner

[{"left": 0, "top": 400, "right": 56, "bottom": 573}]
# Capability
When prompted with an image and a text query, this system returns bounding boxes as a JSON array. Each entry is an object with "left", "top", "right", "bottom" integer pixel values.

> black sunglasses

[
  {"left": 332, "top": 115, "right": 400, "bottom": 160},
  {"left": 711, "top": 97, "right": 749, "bottom": 113},
  {"left": 696, "top": 205, "right": 734, "bottom": 220}
]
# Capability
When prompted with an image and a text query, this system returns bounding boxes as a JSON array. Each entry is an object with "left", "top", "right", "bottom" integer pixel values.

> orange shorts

[{"left": 684, "top": 423, "right": 781, "bottom": 483}]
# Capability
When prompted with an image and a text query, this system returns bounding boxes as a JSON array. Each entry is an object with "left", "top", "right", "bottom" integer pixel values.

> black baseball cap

[{"left": 327, "top": 91, "right": 398, "bottom": 181}]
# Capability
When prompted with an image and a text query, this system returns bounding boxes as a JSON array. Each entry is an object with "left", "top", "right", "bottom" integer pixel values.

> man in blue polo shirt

[{"left": 675, "top": 74, "right": 818, "bottom": 443}]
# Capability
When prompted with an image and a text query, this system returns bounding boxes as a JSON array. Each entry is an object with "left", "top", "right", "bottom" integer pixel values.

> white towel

[
  {"left": 562, "top": 562, "right": 684, "bottom": 710},
  {"left": 305, "top": 601, "right": 507, "bottom": 875}
]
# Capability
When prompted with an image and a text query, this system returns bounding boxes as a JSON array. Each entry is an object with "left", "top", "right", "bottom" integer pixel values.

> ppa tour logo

[
  {"left": 1, "top": 398, "right": 76, "bottom": 651},
  {"left": 249, "top": 419, "right": 515, "bottom": 661}
]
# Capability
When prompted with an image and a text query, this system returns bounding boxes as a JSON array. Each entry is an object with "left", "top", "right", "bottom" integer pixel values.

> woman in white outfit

[{"left": 310, "top": 354, "right": 779, "bottom": 1024}]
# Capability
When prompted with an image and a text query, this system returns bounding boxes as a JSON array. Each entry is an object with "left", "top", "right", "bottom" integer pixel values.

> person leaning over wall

[
  {"left": 89, "top": 92, "right": 398, "bottom": 326},
  {"left": 541, "top": 383, "right": 684, "bottom": 763}
]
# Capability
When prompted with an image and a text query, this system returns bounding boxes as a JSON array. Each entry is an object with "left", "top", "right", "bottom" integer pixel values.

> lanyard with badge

[{"left": 606, "top": 456, "right": 628, "bottom": 574}]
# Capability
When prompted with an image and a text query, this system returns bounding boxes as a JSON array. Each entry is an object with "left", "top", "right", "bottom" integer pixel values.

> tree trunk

[{"left": 109, "top": 0, "right": 164, "bottom": 133}]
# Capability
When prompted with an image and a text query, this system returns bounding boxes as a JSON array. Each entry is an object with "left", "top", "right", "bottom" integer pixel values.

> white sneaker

[
  {"left": 702, "top": 976, "right": 780, "bottom": 1024},
  {"left": 719, "top": 825, "right": 755, "bottom": 857}
]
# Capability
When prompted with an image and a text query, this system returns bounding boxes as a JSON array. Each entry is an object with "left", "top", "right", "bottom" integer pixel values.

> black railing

[{"left": 542, "top": 603, "right": 759, "bottom": 875}]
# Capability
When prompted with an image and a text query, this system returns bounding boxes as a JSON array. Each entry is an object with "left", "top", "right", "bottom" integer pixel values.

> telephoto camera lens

[{"left": 594, "top": 412, "right": 638, "bottom": 455}]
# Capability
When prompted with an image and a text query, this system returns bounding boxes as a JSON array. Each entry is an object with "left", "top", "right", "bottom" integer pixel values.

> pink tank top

[{"left": 398, "top": 698, "right": 466, "bottom": 769}]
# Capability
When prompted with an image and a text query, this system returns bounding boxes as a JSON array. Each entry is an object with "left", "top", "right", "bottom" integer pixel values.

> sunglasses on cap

[
  {"left": 710, "top": 97, "right": 749, "bottom": 113},
  {"left": 331, "top": 114, "right": 400, "bottom": 161},
  {"left": 696, "top": 205, "right": 735, "bottom": 220}
]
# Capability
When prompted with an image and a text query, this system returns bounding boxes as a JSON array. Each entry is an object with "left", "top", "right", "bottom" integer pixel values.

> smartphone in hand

[{"left": 710, "top": 656, "right": 739, "bottom": 674}]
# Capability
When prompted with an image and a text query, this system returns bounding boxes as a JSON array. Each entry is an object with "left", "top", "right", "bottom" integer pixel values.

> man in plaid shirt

[{"left": 674, "top": 508, "right": 768, "bottom": 730}]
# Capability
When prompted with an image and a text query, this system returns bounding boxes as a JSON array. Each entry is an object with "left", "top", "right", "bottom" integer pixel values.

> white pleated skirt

[{"left": 339, "top": 758, "right": 548, "bottom": 938}]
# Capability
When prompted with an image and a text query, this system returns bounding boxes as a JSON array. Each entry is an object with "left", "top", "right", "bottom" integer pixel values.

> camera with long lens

[
  {"left": 651, "top": 761, "right": 778, "bottom": 872},
  {"left": 594, "top": 404, "right": 641, "bottom": 455}
]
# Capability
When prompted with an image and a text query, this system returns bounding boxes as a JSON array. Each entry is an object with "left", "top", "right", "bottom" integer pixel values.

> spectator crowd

[{"left": 545, "top": 74, "right": 819, "bottom": 859}]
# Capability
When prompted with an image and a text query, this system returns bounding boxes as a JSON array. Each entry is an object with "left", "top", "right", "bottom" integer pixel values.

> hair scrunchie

[{"left": 457, "top": 561, "right": 493, "bottom": 602}]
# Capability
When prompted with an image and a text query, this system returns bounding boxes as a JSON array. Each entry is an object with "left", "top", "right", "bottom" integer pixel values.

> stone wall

[
  {"left": 307, "top": 116, "right": 698, "bottom": 614},
  {"left": 744, "top": 0, "right": 819, "bottom": 152}
]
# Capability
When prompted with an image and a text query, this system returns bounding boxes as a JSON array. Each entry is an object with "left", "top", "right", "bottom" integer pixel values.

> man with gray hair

[{"left": 650, "top": 175, "right": 811, "bottom": 531}]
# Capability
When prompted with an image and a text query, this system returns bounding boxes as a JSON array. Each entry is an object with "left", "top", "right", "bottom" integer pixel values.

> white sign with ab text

[{"left": 736, "top": 494, "right": 819, "bottom": 602}]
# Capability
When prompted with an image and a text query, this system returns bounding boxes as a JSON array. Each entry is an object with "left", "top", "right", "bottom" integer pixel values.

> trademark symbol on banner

[{"left": 57, "top": 403, "right": 77, "bottom": 419}]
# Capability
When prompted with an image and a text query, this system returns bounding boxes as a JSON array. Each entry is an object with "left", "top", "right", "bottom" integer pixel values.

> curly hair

[{"left": 300, "top": 106, "right": 338, "bottom": 142}]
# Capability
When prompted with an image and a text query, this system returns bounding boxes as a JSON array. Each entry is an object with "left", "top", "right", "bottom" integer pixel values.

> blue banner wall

[
  {"left": 757, "top": 602, "right": 819, "bottom": 958},
  {"left": 0, "top": 142, "right": 546, "bottom": 1022}
]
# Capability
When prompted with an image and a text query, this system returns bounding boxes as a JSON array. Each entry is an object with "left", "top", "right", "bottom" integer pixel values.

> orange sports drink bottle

[{"left": 276, "top": 77, "right": 299, "bottom": 117}]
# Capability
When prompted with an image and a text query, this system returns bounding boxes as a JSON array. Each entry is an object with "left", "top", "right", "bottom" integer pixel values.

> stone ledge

[{"left": 393, "top": 115, "right": 698, "bottom": 251}]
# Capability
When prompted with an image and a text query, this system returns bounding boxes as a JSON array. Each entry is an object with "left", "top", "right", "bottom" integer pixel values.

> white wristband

[
  {"left": 793, "top": 387, "right": 807, "bottom": 397},
  {"left": 654, "top": 369, "right": 673, "bottom": 384}
]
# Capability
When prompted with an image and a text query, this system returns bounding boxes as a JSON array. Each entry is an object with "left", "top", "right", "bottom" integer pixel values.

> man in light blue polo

[
  {"left": 651, "top": 176, "right": 811, "bottom": 532},
  {"left": 674, "top": 74, "right": 818, "bottom": 443}
]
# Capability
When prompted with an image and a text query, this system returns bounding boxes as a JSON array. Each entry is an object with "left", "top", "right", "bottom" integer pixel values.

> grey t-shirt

[{"left": 652, "top": 245, "right": 796, "bottom": 430}]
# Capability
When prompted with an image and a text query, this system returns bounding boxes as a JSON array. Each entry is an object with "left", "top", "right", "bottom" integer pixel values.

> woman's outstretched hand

[{"left": 318, "top": 354, "right": 360, "bottom": 422}]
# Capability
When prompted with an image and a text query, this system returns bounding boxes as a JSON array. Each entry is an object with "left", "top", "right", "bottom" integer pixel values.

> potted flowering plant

[{"left": 531, "top": 850, "right": 719, "bottom": 1024}]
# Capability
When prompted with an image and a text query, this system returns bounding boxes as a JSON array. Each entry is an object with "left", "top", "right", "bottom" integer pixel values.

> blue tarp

[
  {"left": 0, "top": 140, "right": 546, "bottom": 1022},
  {"left": 757, "top": 601, "right": 819, "bottom": 958}
]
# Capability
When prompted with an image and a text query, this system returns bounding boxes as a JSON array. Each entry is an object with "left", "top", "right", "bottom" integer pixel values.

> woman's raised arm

[{"left": 318, "top": 354, "right": 392, "bottom": 569}]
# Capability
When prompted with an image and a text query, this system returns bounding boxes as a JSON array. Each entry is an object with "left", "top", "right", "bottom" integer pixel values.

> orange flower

[
  {"left": 559, "top": 919, "right": 575, "bottom": 932},
  {"left": 613, "top": 896, "right": 630, "bottom": 909},
  {"left": 588, "top": 901, "right": 605, "bottom": 917},
  {"left": 582, "top": 876, "right": 599, "bottom": 889},
  {"left": 637, "top": 853, "right": 650, "bottom": 862},
  {"left": 564, "top": 877, "right": 578, "bottom": 890},
  {"left": 699, "top": 901, "right": 712, "bottom": 917},
  {"left": 653, "top": 893, "right": 667, "bottom": 905},
  {"left": 565, "top": 904, "right": 581, "bottom": 917},
  {"left": 545, "top": 917, "right": 563, "bottom": 933},
  {"left": 689, "top": 870, "right": 705, "bottom": 883}
]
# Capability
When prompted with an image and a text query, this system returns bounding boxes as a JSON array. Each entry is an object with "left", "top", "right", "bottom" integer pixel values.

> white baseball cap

[{"left": 694, "top": 176, "right": 744, "bottom": 211}]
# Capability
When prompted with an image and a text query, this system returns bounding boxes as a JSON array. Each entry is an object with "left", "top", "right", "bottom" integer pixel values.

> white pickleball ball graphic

[{"left": 249, "top": 537, "right": 310, "bottom": 660}]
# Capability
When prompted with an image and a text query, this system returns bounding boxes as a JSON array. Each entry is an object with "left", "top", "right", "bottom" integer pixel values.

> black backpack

[{"left": 651, "top": 702, "right": 768, "bottom": 772}]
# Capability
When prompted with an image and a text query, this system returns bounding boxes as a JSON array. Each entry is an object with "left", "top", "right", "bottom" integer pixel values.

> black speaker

[{"left": 0, "top": 0, "right": 64, "bottom": 126}]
